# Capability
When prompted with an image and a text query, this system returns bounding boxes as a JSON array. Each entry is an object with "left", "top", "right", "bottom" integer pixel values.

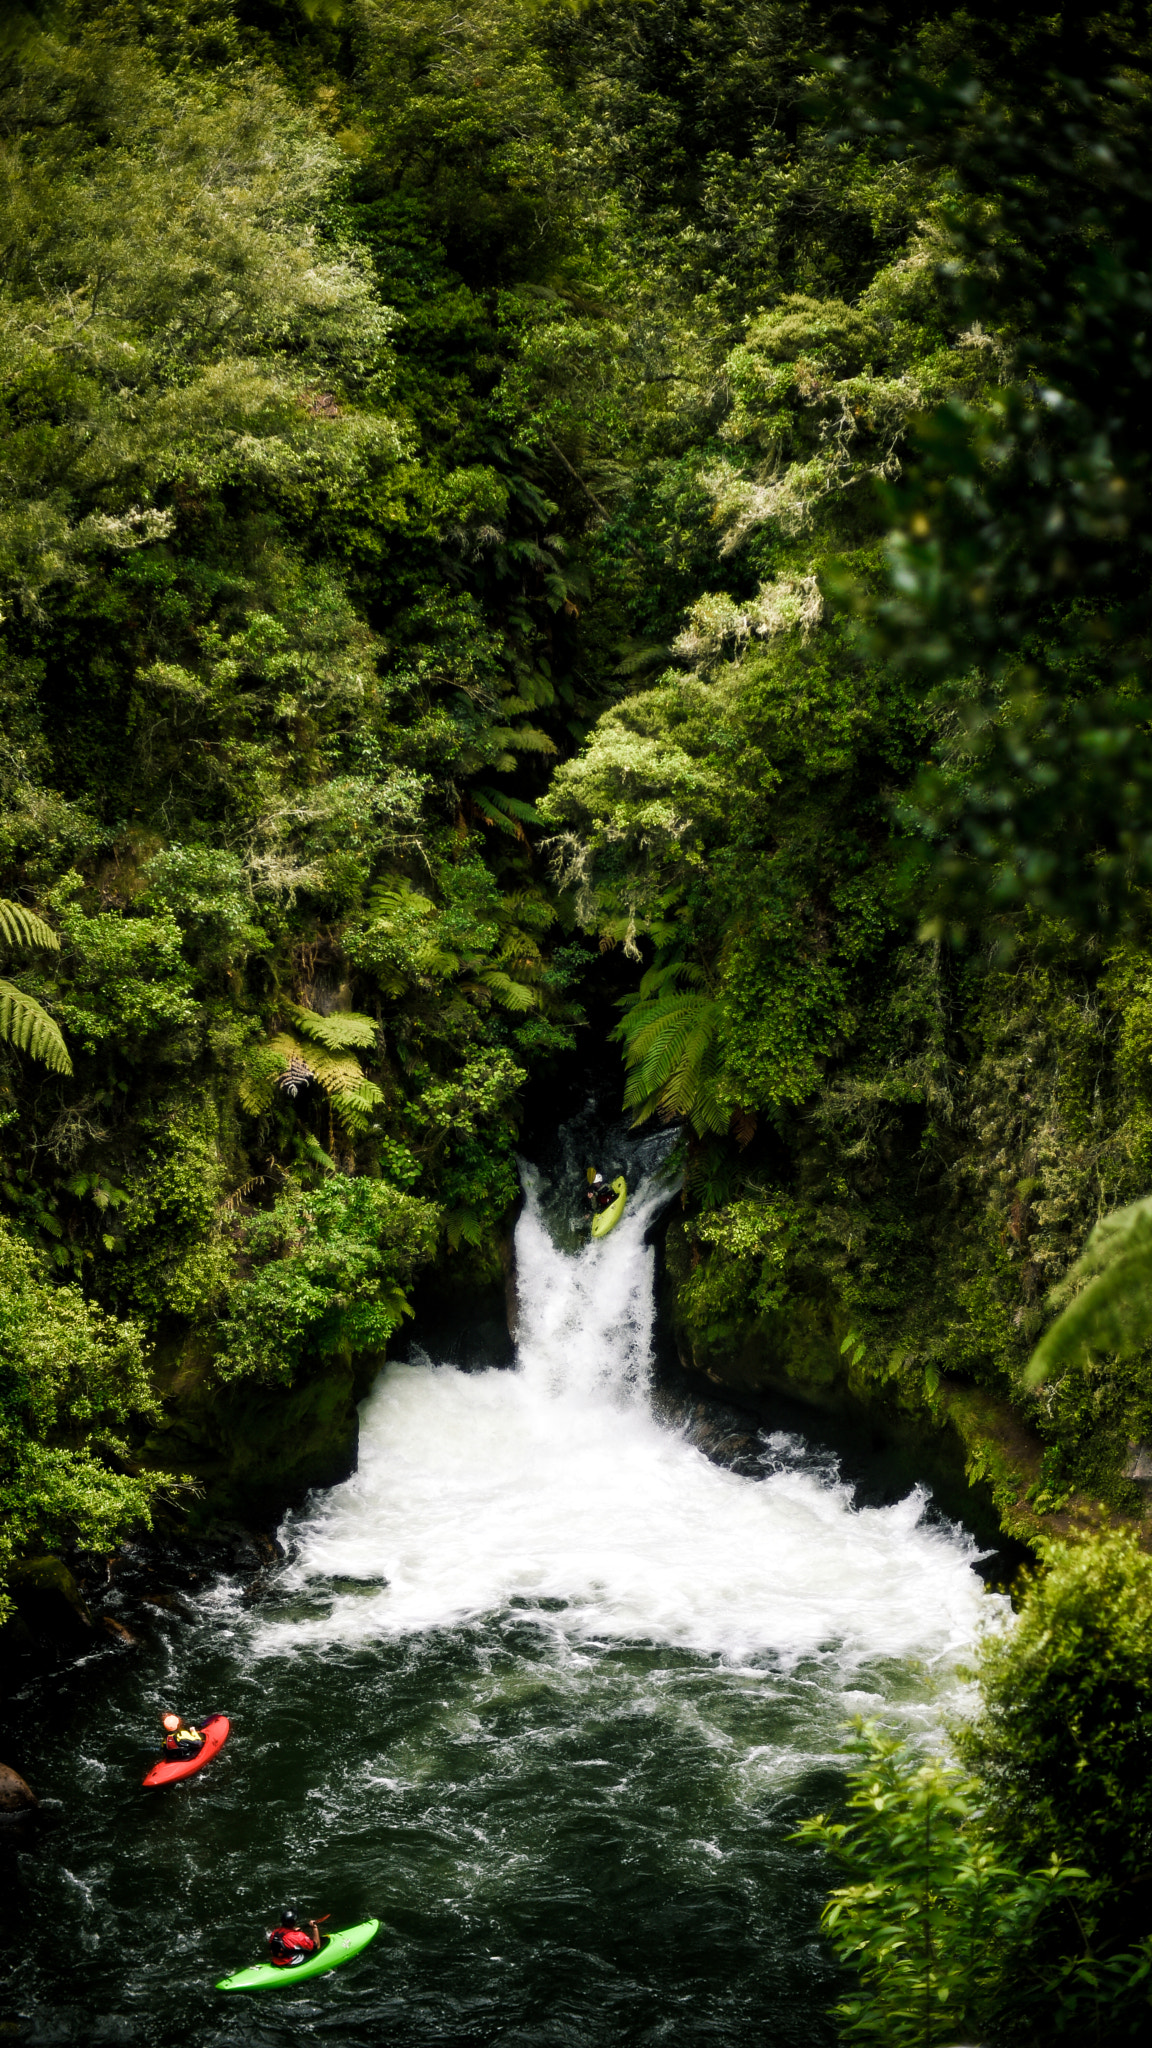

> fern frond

[
  {"left": 366, "top": 885, "right": 436, "bottom": 922},
  {"left": 220, "top": 1176, "right": 265, "bottom": 1213},
  {"left": 486, "top": 726, "right": 558, "bottom": 757},
  {"left": 479, "top": 969, "right": 538, "bottom": 1013},
  {"left": 286, "top": 1003, "right": 377, "bottom": 1052},
  {"left": 0, "top": 899, "right": 62, "bottom": 952},
  {"left": 469, "top": 786, "right": 537, "bottom": 843},
  {"left": 633, "top": 959, "right": 708, "bottom": 1004},
  {"left": 617, "top": 987, "right": 724, "bottom": 1136},
  {"left": 239, "top": 1026, "right": 382, "bottom": 1133},
  {"left": 0, "top": 980, "right": 73, "bottom": 1074},
  {"left": 1026, "top": 1195, "right": 1152, "bottom": 1384},
  {"left": 620, "top": 991, "right": 714, "bottom": 1069},
  {"left": 300, "top": 1046, "right": 384, "bottom": 1132},
  {"left": 238, "top": 1035, "right": 299, "bottom": 1115}
]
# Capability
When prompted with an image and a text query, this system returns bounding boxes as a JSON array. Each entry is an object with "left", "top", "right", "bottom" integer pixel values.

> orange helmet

[{"left": 162, "top": 1713, "right": 180, "bottom": 1732}]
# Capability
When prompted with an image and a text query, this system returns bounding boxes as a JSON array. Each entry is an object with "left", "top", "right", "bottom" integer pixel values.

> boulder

[
  {"left": 0, "top": 1763, "right": 38, "bottom": 1814},
  {"left": 7, "top": 1556, "right": 94, "bottom": 1642}
]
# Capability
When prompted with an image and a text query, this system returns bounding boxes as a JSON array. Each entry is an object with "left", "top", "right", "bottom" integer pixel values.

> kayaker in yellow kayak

[{"left": 586, "top": 1169, "right": 617, "bottom": 1218}]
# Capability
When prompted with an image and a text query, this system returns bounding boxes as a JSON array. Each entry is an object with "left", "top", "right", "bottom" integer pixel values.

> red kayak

[{"left": 142, "top": 1714, "right": 230, "bottom": 1788}]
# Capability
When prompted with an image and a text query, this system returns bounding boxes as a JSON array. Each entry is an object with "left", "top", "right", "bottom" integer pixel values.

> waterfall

[{"left": 258, "top": 1150, "right": 993, "bottom": 1681}]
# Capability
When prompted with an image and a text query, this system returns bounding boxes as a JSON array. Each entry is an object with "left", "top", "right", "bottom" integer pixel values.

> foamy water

[
  {"left": 259, "top": 1162, "right": 992, "bottom": 1674},
  {"left": 8, "top": 1148, "right": 1003, "bottom": 2047}
]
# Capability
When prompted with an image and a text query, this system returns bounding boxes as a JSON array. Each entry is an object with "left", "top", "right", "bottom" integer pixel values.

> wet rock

[
  {"left": 0, "top": 1763, "right": 41, "bottom": 1845},
  {"left": 0, "top": 1764, "right": 38, "bottom": 1815},
  {"left": 6, "top": 1556, "right": 93, "bottom": 1643},
  {"left": 101, "top": 1616, "right": 138, "bottom": 1646}
]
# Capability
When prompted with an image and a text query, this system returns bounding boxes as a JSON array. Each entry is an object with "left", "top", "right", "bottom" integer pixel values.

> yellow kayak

[{"left": 591, "top": 1176, "right": 627, "bottom": 1239}]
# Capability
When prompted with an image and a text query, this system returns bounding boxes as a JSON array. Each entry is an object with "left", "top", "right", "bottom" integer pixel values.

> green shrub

[{"left": 0, "top": 1218, "right": 167, "bottom": 1618}]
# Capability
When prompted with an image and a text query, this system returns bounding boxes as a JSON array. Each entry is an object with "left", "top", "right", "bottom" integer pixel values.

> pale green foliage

[
  {"left": 0, "top": 892, "right": 71, "bottom": 1072},
  {"left": 1026, "top": 1195, "right": 1152, "bottom": 1385},
  {"left": 49, "top": 883, "right": 197, "bottom": 1049},
  {"left": 0, "top": 1216, "right": 166, "bottom": 1616},
  {"left": 0, "top": 19, "right": 399, "bottom": 609},
  {"left": 706, "top": 265, "right": 993, "bottom": 554}
]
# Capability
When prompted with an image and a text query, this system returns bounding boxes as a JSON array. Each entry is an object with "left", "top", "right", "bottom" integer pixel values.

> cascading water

[
  {"left": 2, "top": 1136, "right": 999, "bottom": 2048},
  {"left": 268, "top": 1152, "right": 988, "bottom": 1674}
]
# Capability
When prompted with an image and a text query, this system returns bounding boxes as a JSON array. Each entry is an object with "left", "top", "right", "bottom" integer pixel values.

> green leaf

[
  {"left": 1026, "top": 1194, "right": 1152, "bottom": 1385},
  {"left": 0, "top": 980, "right": 73, "bottom": 1074},
  {"left": 0, "top": 898, "right": 61, "bottom": 952}
]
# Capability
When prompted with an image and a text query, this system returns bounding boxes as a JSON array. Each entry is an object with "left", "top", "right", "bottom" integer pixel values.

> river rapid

[{"left": 2, "top": 1139, "right": 998, "bottom": 2046}]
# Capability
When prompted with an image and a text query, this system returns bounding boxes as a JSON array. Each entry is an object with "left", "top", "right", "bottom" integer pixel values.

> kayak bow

[
  {"left": 216, "top": 1919, "right": 381, "bottom": 1991},
  {"left": 590, "top": 1176, "right": 627, "bottom": 1239},
  {"left": 142, "top": 1713, "right": 230, "bottom": 1788}
]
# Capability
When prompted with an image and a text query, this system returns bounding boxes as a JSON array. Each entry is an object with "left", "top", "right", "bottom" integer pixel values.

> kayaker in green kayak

[
  {"left": 267, "top": 1907, "right": 323, "bottom": 1967},
  {"left": 586, "top": 1170, "right": 616, "bottom": 1217}
]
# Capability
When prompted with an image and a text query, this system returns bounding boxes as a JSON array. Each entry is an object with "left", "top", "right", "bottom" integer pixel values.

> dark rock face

[
  {"left": 141, "top": 1352, "right": 377, "bottom": 1528},
  {"left": 6, "top": 1556, "right": 94, "bottom": 1643}
]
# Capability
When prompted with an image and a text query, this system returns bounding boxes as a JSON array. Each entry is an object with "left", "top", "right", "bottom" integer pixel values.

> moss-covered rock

[{"left": 141, "top": 1349, "right": 382, "bottom": 1529}]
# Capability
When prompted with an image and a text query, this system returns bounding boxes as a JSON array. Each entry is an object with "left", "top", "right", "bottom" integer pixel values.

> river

[{"left": 1, "top": 1135, "right": 997, "bottom": 2045}]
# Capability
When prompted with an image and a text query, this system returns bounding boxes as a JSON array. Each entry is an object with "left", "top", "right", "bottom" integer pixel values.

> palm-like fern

[
  {"left": 1026, "top": 1194, "right": 1152, "bottom": 1384},
  {"left": 614, "top": 959, "right": 726, "bottom": 1135},
  {"left": 239, "top": 1004, "right": 383, "bottom": 1134},
  {"left": 0, "top": 897, "right": 72, "bottom": 1075}
]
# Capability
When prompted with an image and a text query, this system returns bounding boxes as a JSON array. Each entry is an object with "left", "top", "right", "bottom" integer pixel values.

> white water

[{"left": 259, "top": 1162, "right": 994, "bottom": 1684}]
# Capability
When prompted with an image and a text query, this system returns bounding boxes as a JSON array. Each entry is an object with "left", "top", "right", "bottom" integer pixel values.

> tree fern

[
  {"left": 472, "top": 968, "right": 538, "bottom": 1012},
  {"left": 0, "top": 980, "right": 73, "bottom": 1075},
  {"left": 614, "top": 960, "right": 727, "bottom": 1135},
  {"left": 284, "top": 1003, "right": 377, "bottom": 1052},
  {"left": 239, "top": 1025, "right": 383, "bottom": 1134},
  {"left": 470, "top": 786, "right": 544, "bottom": 841},
  {"left": 0, "top": 897, "right": 71, "bottom": 1075},
  {"left": 1026, "top": 1195, "right": 1152, "bottom": 1384},
  {"left": 0, "top": 900, "right": 61, "bottom": 952}
]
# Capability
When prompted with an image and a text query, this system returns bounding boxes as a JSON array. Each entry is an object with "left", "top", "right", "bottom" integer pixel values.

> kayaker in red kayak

[
  {"left": 267, "top": 1908, "right": 323, "bottom": 1967},
  {"left": 160, "top": 1713, "right": 205, "bottom": 1758}
]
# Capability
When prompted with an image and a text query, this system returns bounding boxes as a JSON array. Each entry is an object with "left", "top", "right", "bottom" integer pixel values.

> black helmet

[{"left": 279, "top": 1907, "right": 297, "bottom": 1927}]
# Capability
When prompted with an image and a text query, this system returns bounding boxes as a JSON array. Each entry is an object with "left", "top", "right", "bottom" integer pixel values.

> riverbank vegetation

[
  {"left": 3, "top": 0, "right": 1152, "bottom": 2033},
  {"left": 801, "top": 1532, "right": 1152, "bottom": 2043}
]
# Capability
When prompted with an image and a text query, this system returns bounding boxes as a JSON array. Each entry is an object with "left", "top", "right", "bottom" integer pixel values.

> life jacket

[
  {"left": 165, "top": 1724, "right": 204, "bottom": 1750},
  {"left": 269, "top": 1928, "right": 315, "bottom": 1964}
]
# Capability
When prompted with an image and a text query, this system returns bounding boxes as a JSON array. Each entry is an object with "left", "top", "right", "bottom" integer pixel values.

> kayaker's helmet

[
  {"left": 161, "top": 1714, "right": 180, "bottom": 1732},
  {"left": 280, "top": 1908, "right": 298, "bottom": 1927}
]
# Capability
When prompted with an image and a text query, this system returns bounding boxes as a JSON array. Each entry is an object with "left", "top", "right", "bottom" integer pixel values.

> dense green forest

[{"left": 3, "top": 1, "right": 1152, "bottom": 2037}]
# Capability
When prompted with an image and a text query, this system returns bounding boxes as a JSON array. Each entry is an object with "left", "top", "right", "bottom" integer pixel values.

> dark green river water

[{"left": 1, "top": 1150, "right": 996, "bottom": 2045}]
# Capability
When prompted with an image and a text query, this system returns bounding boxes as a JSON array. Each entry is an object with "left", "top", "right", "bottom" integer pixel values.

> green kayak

[
  {"left": 216, "top": 1919, "right": 380, "bottom": 1991},
  {"left": 591, "top": 1175, "right": 627, "bottom": 1239}
]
